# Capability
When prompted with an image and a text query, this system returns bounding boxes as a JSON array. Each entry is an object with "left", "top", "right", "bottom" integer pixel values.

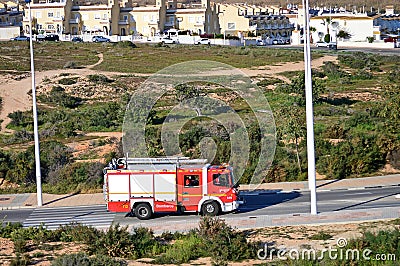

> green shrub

[
  {"left": 56, "top": 223, "right": 100, "bottom": 244},
  {"left": 0, "top": 222, "right": 23, "bottom": 238},
  {"left": 63, "top": 61, "right": 79, "bottom": 69},
  {"left": 51, "top": 252, "right": 127, "bottom": 266},
  {"left": 321, "top": 61, "right": 345, "bottom": 79},
  {"left": 58, "top": 77, "right": 78, "bottom": 85},
  {"left": 87, "top": 74, "right": 113, "bottom": 83},
  {"left": 256, "top": 78, "right": 284, "bottom": 87},
  {"left": 308, "top": 231, "right": 332, "bottom": 241},
  {"left": 131, "top": 227, "right": 163, "bottom": 258},
  {"left": 324, "top": 33, "right": 330, "bottom": 43},
  {"left": 388, "top": 66, "right": 400, "bottom": 83},
  {"left": 10, "top": 254, "right": 30, "bottom": 266},
  {"left": 116, "top": 41, "right": 137, "bottom": 48},
  {"left": 155, "top": 234, "right": 202, "bottom": 264},
  {"left": 38, "top": 86, "right": 82, "bottom": 108},
  {"left": 90, "top": 223, "right": 135, "bottom": 258},
  {"left": 197, "top": 216, "right": 256, "bottom": 264},
  {"left": 338, "top": 52, "right": 380, "bottom": 71}
]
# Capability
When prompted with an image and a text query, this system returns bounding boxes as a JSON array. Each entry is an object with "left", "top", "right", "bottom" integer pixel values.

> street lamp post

[
  {"left": 302, "top": 0, "right": 317, "bottom": 215},
  {"left": 26, "top": 0, "right": 43, "bottom": 207},
  {"left": 218, "top": 10, "right": 226, "bottom": 45},
  {"left": 223, "top": 14, "right": 225, "bottom": 45}
]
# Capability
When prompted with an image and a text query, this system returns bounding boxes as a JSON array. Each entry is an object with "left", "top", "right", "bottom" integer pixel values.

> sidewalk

[
  {"left": 240, "top": 174, "right": 400, "bottom": 193},
  {"left": 1, "top": 174, "right": 400, "bottom": 210}
]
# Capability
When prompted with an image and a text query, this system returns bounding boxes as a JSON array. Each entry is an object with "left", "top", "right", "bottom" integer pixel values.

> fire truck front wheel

[
  {"left": 202, "top": 201, "right": 220, "bottom": 216},
  {"left": 134, "top": 203, "right": 152, "bottom": 220}
]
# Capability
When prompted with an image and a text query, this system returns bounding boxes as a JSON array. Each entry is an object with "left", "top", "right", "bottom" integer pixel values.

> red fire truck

[{"left": 103, "top": 157, "right": 242, "bottom": 219}]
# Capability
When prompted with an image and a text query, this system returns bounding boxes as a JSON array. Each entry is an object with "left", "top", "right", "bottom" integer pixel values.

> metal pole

[
  {"left": 27, "top": 1, "right": 43, "bottom": 207},
  {"left": 302, "top": 0, "right": 317, "bottom": 215},
  {"left": 223, "top": 15, "right": 225, "bottom": 45}
]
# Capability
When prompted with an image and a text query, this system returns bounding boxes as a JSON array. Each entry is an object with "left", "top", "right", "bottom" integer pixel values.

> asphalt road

[{"left": 2, "top": 186, "right": 399, "bottom": 228}]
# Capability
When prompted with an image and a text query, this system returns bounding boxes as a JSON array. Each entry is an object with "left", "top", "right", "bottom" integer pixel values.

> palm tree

[{"left": 321, "top": 17, "right": 332, "bottom": 42}]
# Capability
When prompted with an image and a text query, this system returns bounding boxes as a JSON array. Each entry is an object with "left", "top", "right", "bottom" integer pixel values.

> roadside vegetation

[
  {"left": 1, "top": 217, "right": 400, "bottom": 265},
  {"left": 0, "top": 42, "right": 399, "bottom": 193}
]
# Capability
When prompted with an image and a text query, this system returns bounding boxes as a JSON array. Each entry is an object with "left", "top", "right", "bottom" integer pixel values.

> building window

[
  {"left": 35, "top": 12, "right": 42, "bottom": 18},
  {"left": 48, "top": 24, "right": 55, "bottom": 29},
  {"left": 123, "top": 15, "right": 128, "bottom": 21},
  {"left": 227, "top": 22, "right": 235, "bottom": 30},
  {"left": 82, "top": 14, "right": 88, "bottom": 20},
  {"left": 37, "top": 24, "right": 43, "bottom": 29},
  {"left": 48, "top": 12, "right": 53, "bottom": 18},
  {"left": 56, "top": 12, "right": 60, "bottom": 18},
  {"left": 94, "top": 13, "right": 101, "bottom": 19},
  {"left": 143, "top": 15, "right": 148, "bottom": 21},
  {"left": 188, "top": 16, "right": 194, "bottom": 23},
  {"left": 103, "top": 14, "right": 108, "bottom": 20}
]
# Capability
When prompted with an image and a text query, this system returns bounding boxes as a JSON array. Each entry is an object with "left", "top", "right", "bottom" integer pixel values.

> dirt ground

[{"left": 1, "top": 219, "right": 398, "bottom": 266}]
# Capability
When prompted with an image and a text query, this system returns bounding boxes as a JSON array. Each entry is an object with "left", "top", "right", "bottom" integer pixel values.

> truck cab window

[
  {"left": 213, "top": 173, "right": 229, "bottom": 187},
  {"left": 184, "top": 175, "right": 199, "bottom": 187}
]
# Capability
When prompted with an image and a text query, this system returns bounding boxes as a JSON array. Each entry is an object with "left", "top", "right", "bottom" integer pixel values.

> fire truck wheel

[
  {"left": 134, "top": 203, "right": 152, "bottom": 220},
  {"left": 202, "top": 201, "right": 220, "bottom": 216}
]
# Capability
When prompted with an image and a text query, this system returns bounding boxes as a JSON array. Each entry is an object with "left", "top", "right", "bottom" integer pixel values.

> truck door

[
  {"left": 207, "top": 171, "right": 231, "bottom": 197},
  {"left": 178, "top": 170, "right": 202, "bottom": 212}
]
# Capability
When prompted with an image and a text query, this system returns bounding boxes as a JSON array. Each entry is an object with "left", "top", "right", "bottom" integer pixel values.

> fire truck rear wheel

[
  {"left": 202, "top": 201, "right": 220, "bottom": 216},
  {"left": 134, "top": 203, "right": 152, "bottom": 220}
]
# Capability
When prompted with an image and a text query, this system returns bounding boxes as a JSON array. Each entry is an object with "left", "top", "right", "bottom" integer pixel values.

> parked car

[
  {"left": 384, "top": 36, "right": 398, "bottom": 43},
  {"left": 71, "top": 36, "right": 83, "bottom": 43},
  {"left": 11, "top": 35, "right": 30, "bottom": 41},
  {"left": 256, "top": 39, "right": 265, "bottom": 46},
  {"left": 196, "top": 38, "right": 211, "bottom": 45},
  {"left": 92, "top": 36, "right": 110, "bottom": 43},
  {"left": 272, "top": 39, "right": 285, "bottom": 45},
  {"left": 37, "top": 34, "right": 59, "bottom": 41},
  {"left": 161, "top": 37, "right": 178, "bottom": 44},
  {"left": 315, "top": 41, "right": 329, "bottom": 47},
  {"left": 328, "top": 42, "right": 337, "bottom": 50}
]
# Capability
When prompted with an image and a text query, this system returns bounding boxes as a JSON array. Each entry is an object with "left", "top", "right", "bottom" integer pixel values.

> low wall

[
  {"left": 0, "top": 26, "right": 21, "bottom": 40},
  {"left": 338, "top": 41, "right": 397, "bottom": 49}
]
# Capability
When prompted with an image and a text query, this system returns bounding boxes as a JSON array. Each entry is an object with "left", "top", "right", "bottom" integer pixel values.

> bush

[
  {"left": 51, "top": 253, "right": 127, "bottom": 266},
  {"left": 308, "top": 231, "right": 332, "bottom": 241},
  {"left": 38, "top": 86, "right": 82, "bottom": 108},
  {"left": 155, "top": 234, "right": 202, "bottom": 264},
  {"left": 338, "top": 52, "right": 380, "bottom": 71},
  {"left": 46, "top": 162, "right": 104, "bottom": 193},
  {"left": 197, "top": 216, "right": 256, "bottom": 264},
  {"left": 56, "top": 223, "right": 100, "bottom": 244},
  {"left": 63, "top": 61, "right": 79, "bottom": 69},
  {"left": 321, "top": 61, "right": 345, "bottom": 79},
  {"left": 87, "top": 74, "right": 113, "bottom": 83},
  {"left": 58, "top": 77, "right": 78, "bottom": 85},
  {"left": 0, "top": 222, "right": 23, "bottom": 238},
  {"left": 90, "top": 224, "right": 135, "bottom": 258},
  {"left": 10, "top": 254, "right": 30, "bottom": 266},
  {"left": 116, "top": 41, "right": 137, "bottom": 48}
]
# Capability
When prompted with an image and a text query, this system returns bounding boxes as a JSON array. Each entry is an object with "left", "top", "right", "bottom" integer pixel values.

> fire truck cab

[{"left": 103, "top": 157, "right": 242, "bottom": 220}]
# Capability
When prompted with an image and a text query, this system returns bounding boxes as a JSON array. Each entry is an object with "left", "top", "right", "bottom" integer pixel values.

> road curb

[{"left": 1, "top": 205, "right": 36, "bottom": 211}]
